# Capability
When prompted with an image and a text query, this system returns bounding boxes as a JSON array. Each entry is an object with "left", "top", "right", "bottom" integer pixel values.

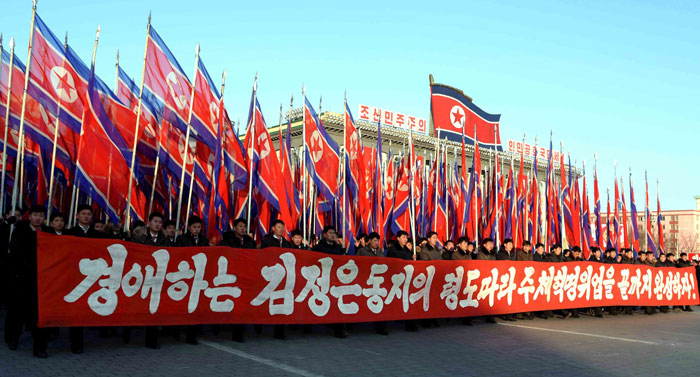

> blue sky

[{"left": 2, "top": 0, "right": 698, "bottom": 210}]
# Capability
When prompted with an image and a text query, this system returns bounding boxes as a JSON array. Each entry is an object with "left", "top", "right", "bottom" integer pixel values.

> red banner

[{"left": 37, "top": 234, "right": 699, "bottom": 327}]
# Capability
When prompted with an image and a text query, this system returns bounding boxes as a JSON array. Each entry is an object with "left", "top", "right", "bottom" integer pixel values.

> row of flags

[{"left": 0, "top": 5, "right": 668, "bottom": 256}]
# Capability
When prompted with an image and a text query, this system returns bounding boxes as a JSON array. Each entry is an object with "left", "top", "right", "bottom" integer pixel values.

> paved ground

[{"left": 1, "top": 308, "right": 699, "bottom": 377}]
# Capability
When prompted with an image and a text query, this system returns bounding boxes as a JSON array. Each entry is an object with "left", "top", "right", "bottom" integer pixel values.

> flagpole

[
  {"left": 644, "top": 169, "right": 647, "bottom": 251},
  {"left": 342, "top": 92, "right": 347, "bottom": 248},
  {"left": 9, "top": 0, "right": 38, "bottom": 223},
  {"left": 245, "top": 73, "right": 258, "bottom": 235},
  {"left": 614, "top": 159, "right": 618, "bottom": 251},
  {"left": 473, "top": 124, "right": 479, "bottom": 250},
  {"left": 494, "top": 125, "right": 500, "bottom": 249},
  {"left": 124, "top": 12, "right": 152, "bottom": 231},
  {"left": 146, "top": 52, "right": 162, "bottom": 217},
  {"left": 45, "top": 32, "right": 70, "bottom": 225},
  {"left": 172, "top": 43, "right": 200, "bottom": 238},
  {"left": 301, "top": 84, "right": 307, "bottom": 243},
  {"left": 1, "top": 36, "right": 16, "bottom": 216},
  {"left": 407, "top": 121, "right": 416, "bottom": 255},
  {"left": 594, "top": 152, "right": 598, "bottom": 246}
]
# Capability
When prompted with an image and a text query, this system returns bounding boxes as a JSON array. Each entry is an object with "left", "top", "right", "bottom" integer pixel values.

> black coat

[
  {"left": 261, "top": 234, "right": 292, "bottom": 249},
  {"left": 131, "top": 230, "right": 170, "bottom": 247},
  {"left": 676, "top": 259, "right": 692, "bottom": 268},
  {"left": 6, "top": 221, "right": 43, "bottom": 327},
  {"left": 387, "top": 243, "right": 413, "bottom": 260},
  {"left": 357, "top": 246, "right": 383, "bottom": 257},
  {"left": 312, "top": 239, "right": 345, "bottom": 255},
  {"left": 496, "top": 248, "right": 516, "bottom": 261},
  {"left": 533, "top": 252, "right": 547, "bottom": 262},
  {"left": 219, "top": 231, "right": 257, "bottom": 249},
  {"left": 476, "top": 246, "right": 496, "bottom": 261},
  {"left": 547, "top": 252, "right": 564, "bottom": 263},
  {"left": 65, "top": 225, "right": 105, "bottom": 238},
  {"left": 175, "top": 233, "right": 209, "bottom": 247}
]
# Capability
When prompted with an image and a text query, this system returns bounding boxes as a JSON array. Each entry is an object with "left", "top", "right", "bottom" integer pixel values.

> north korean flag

[
  {"left": 430, "top": 83, "right": 502, "bottom": 150},
  {"left": 75, "top": 63, "right": 134, "bottom": 222},
  {"left": 304, "top": 95, "right": 340, "bottom": 206},
  {"left": 189, "top": 57, "right": 219, "bottom": 151},
  {"left": 143, "top": 26, "right": 192, "bottom": 134}
]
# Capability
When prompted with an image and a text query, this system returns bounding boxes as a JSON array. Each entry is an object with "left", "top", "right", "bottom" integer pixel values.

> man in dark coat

[
  {"left": 387, "top": 231, "right": 414, "bottom": 261},
  {"left": 163, "top": 220, "right": 177, "bottom": 246},
  {"left": 220, "top": 218, "right": 256, "bottom": 249},
  {"left": 386, "top": 231, "right": 418, "bottom": 332},
  {"left": 452, "top": 237, "right": 472, "bottom": 261},
  {"left": 260, "top": 219, "right": 291, "bottom": 340},
  {"left": 676, "top": 253, "right": 694, "bottom": 312},
  {"left": 496, "top": 238, "right": 517, "bottom": 261},
  {"left": 357, "top": 232, "right": 383, "bottom": 257},
  {"left": 354, "top": 232, "right": 389, "bottom": 335},
  {"left": 547, "top": 244, "right": 565, "bottom": 263},
  {"left": 533, "top": 242, "right": 547, "bottom": 262},
  {"left": 312, "top": 226, "right": 348, "bottom": 337},
  {"left": 4, "top": 205, "right": 49, "bottom": 358},
  {"left": 289, "top": 229, "right": 307, "bottom": 250},
  {"left": 532, "top": 243, "right": 554, "bottom": 319},
  {"left": 516, "top": 241, "right": 533, "bottom": 262},
  {"left": 476, "top": 238, "right": 496, "bottom": 261},
  {"left": 63, "top": 204, "right": 106, "bottom": 354},
  {"left": 130, "top": 212, "right": 169, "bottom": 247},
  {"left": 261, "top": 220, "right": 292, "bottom": 249},
  {"left": 312, "top": 225, "right": 345, "bottom": 255},
  {"left": 419, "top": 232, "right": 442, "bottom": 261},
  {"left": 45, "top": 212, "right": 66, "bottom": 235},
  {"left": 123, "top": 212, "right": 168, "bottom": 349},
  {"left": 174, "top": 216, "right": 209, "bottom": 344}
]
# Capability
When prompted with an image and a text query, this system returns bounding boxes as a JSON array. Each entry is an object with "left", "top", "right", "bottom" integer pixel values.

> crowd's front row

[{"left": 1, "top": 205, "right": 698, "bottom": 359}]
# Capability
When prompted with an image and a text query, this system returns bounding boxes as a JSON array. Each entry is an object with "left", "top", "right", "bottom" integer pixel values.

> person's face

[
  {"left": 165, "top": 225, "right": 176, "bottom": 237},
  {"left": 445, "top": 242, "right": 454, "bottom": 250},
  {"left": 639, "top": 253, "right": 646, "bottom": 261},
  {"left": 458, "top": 241, "right": 468, "bottom": 251},
  {"left": 397, "top": 234, "right": 408, "bottom": 247},
  {"left": 188, "top": 223, "right": 202, "bottom": 236},
  {"left": 29, "top": 212, "right": 45, "bottom": 228},
  {"left": 148, "top": 217, "right": 163, "bottom": 233},
  {"left": 467, "top": 243, "right": 474, "bottom": 252},
  {"left": 669, "top": 255, "right": 675, "bottom": 262},
  {"left": 94, "top": 222, "right": 104, "bottom": 232},
  {"left": 428, "top": 235, "right": 438, "bottom": 247},
  {"left": 292, "top": 235, "right": 302, "bottom": 245},
  {"left": 324, "top": 229, "right": 337, "bottom": 243},
  {"left": 523, "top": 244, "right": 531, "bottom": 252},
  {"left": 78, "top": 209, "right": 92, "bottom": 226},
  {"left": 682, "top": 255, "right": 688, "bottom": 261},
  {"left": 535, "top": 246, "right": 544, "bottom": 255},
  {"left": 554, "top": 247, "right": 562, "bottom": 255},
  {"left": 235, "top": 222, "right": 247, "bottom": 236},
  {"left": 594, "top": 250, "right": 601, "bottom": 258},
  {"left": 50, "top": 217, "right": 65, "bottom": 232},
  {"left": 406, "top": 241, "right": 413, "bottom": 250},
  {"left": 659, "top": 255, "right": 666, "bottom": 262},
  {"left": 504, "top": 242, "right": 513, "bottom": 252},
  {"left": 626, "top": 251, "right": 633, "bottom": 259},
  {"left": 272, "top": 223, "right": 285, "bottom": 237},
  {"left": 369, "top": 237, "right": 380, "bottom": 249},
  {"left": 484, "top": 241, "right": 494, "bottom": 251}
]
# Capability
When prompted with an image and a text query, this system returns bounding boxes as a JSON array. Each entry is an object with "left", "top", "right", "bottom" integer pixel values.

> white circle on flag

[
  {"left": 258, "top": 133, "right": 271, "bottom": 160},
  {"left": 310, "top": 130, "right": 324, "bottom": 163},
  {"left": 49, "top": 66, "right": 78, "bottom": 103},
  {"left": 209, "top": 101, "right": 219, "bottom": 126},
  {"left": 349, "top": 132, "right": 358, "bottom": 160},
  {"left": 450, "top": 105, "right": 465, "bottom": 129}
]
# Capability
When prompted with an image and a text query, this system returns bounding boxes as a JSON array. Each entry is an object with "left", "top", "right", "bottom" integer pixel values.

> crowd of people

[{"left": 1, "top": 205, "right": 698, "bottom": 359}]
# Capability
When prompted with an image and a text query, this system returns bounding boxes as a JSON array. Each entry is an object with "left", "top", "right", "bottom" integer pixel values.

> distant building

[{"left": 597, "top": 196, "right": 700, "bottom": 255}]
